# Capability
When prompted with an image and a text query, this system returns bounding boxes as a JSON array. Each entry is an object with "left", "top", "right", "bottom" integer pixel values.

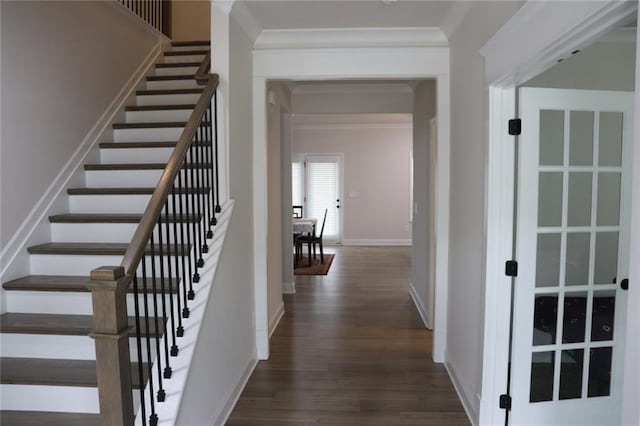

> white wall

[
  {"left": 0, "top": 1, "right": 158, "bottom": 249},
  {"left": 447, "top": 1, "right": 524, "bottom": 422},
  {"left": 411, "top": 81, "right": 437, "bottom": 328},
  {"left": 171, "top": 0, "right": 210, "bottom": 42},
  {"left": 176, "top": 11, "right": 257, "bottom": 424},
  {"left": 524, "top": 40, "right": 636, "bottom": 91},
  {"left": 292, "top": 114, "right": 412, "bottom": 244}
]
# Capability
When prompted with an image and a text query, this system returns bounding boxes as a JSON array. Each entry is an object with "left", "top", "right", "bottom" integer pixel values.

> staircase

[{"left": 0, "top": 40, "right": 212, "bottom": 424}]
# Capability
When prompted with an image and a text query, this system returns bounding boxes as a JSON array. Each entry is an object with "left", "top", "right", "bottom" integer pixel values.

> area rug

[{"left": 294, "top": 254, "right": 335, "bottom": 275}]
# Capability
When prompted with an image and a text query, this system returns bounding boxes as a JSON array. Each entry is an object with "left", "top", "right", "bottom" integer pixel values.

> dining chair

[
  {"left": 296, "top": 209, "right": 328, "bottom": 264},
  {"left": 292, "top": 205, "right": 303, "bottom": 218}
]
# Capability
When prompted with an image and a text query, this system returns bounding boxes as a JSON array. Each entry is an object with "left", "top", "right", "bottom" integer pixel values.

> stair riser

[
  {"left": 30, "top": 254, "right": 192, "bottom": 276},
  {"left": 136, "top": 93, "right": 200, "bottom": 106},
  {"left": 69, "top": 194, "right": 205, "bottom": 214},
  {"left": 113, "top": 127, "right": 184, "bottom": 142},
  {"left": 51, "top": 223, "right": 192, "bottom": 244},
  {"left": 1, "top": 334, "right": 153, "bottom": 362},
  {"left": 5, "top": 291, "right": 187, "bottom": 318},
  {"left": 162, "top": 54, "right": 205, "bottom": 64},
  {"left": 100, "top": 147, "right": 175, "bottom": 164},
  {"left": 1, "top": 385, "right": 99, "bottom": 413},
  {"left": 146, "top": 79, "right": 200, "bottom": 91},
  {"left": 85, "top": 169, "right": 210, "bottom": 188},
  {"left": 125, "top": 109, "right": 193, "bottom": 123},
  {"left": 154, "top": 66, "right": 198, "bottom": 76}
]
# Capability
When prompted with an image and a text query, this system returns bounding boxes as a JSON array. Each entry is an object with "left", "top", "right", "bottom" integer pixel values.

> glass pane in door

[{"left": 306, "top": 157, "right": 340, "bottom": 242}]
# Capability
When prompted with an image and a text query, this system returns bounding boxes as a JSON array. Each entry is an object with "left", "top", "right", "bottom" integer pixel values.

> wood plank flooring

[{"left": 227, "top": 246, "right": 469, "bottom": 425}]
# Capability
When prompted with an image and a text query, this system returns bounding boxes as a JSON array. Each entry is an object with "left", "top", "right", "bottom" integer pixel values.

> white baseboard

[
  {"left": 0, "top": 42, "right": 163, "bottom": 280},
  {"left": 444, "top": 355, "right": 477, "bottom": 426},
  {"left": 409, "top": 282, "right": 432, "bottom": 330},
  {"left": 341, "top": 238, "right": 412, "bottom": 246},
  {"left": 211, "top": 355, "right": 258, "bottom": 426},
  {"left": 269, "top": 301, "right": 285, "bottom": 338},
  {"left": 282, "top": 281, "right": 296, "bottom": 294}
]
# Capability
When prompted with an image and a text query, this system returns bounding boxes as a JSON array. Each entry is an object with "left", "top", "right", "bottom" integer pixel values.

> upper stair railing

[
  {"left": 87, "top": 51, "right": 219, "bottom": 425},
  {"left": 119, "top": 0, "right": 171, "bottom": 37}
]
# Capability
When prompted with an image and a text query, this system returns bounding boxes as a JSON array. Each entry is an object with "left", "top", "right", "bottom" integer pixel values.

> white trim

[
  {"left": 341, "top": 239, "right": 411, "bottom": 246},
  {"left": 0, "top": 43, "right": 162, "bottom": 280},
  {"left": 445, "top": 357, "right": 476, "bottom": 426},
  {"left": 211, "top": 355, "right": 259, "bottom": 426},
  {"left": 292, "top": 83, "right": 413, "bottom": 95},
  {"left": 479, "top": 1, "right": 639, "bottom": 424},
  {"left": 439, "top": 1, "right": 475, "bottom": 40},
  {"left": 254, "top": 27, "right": 447, "bottom": 50},
  {"left": 230, "top": 0, "right": 262, "bottom": 43},
  {"left": 282, "top": 281, "right": 295, "bottom": 294},
  {"left": 409, "top": 282, "right": 432, "bottom": 330},
  {"left": 268, "top": 301, "right": 285, "bottom": 338}
]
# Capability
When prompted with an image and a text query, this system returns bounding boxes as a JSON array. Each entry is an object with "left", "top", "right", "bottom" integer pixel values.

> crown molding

[
  {"left": 440, "top": 0, "right": 475, "bottom": 40},
  {"left": 254, "top": 27, "right": 447, "bottom": 50}
]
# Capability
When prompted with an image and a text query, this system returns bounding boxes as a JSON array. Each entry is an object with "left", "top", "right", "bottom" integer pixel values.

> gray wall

[
  {"left": 524, "top": 40, "right": 636, "bottom": 91},
  {"left": 447, "top": 1, "right": 524, "bottom": 421},
  {"left": 411, "top": 80, "right": 436, "bottom": 327},
  {"left": 176, "top": 13, "right": 257, "bottom": 424},
  {"left": 0, "top": 1, "right": 158, "bottom": 248}
]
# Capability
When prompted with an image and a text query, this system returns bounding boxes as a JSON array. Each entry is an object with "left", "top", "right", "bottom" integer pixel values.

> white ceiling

[{"left": 242, "top": 0, "right": 459, "bottom": 30}]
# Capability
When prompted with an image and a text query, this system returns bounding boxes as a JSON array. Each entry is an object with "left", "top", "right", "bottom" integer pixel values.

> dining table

[{"left": 293, "top": 217, "right": 317, "bottom": 266}]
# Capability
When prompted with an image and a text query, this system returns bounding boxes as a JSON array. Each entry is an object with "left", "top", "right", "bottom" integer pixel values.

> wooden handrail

[{"left": 120, "top": 54, "right": 218, "bottom": 276}]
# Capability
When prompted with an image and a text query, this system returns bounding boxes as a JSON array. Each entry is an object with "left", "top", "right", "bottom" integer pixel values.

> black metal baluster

[
  {"left": 208, "top": 101, "right": 217, "bottom": 227},
  {"left": 196, "top": 122, "right": 208, "bottom": 255},
  {"left": 149, "top": 234, "right": 166, "bottom": 402},
  {"left": 205, "top": 105, "right": 215, "bottom": 233},
  {"left": 141, "top": 257, "right": 158, "bottom": 425},
  {"left": 179, "top": 165, "right": 192, "bottom": 317},
  {"left": 165, "top": 199, "right": 179, "bottom": 356},
  {"left": 157, "top": 212, "right": 172, "bottom": 379},
  {"left": 188, "top": 147, "right": 202, "bottom": 289},
  {"left": 200, "top": 118, "right": 212, "bottom": 239},
  {"left": 214, "top": 92, "right": 221, "bottom": 213},
  {"left": 175, "top": 175, "right": 188, "bottom": 331},
  {"left": 131, "top": 275, "right": 147, "bottom": 426}
]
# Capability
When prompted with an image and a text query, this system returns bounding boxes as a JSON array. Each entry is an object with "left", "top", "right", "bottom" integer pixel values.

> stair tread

[
  {"left": 164, "top": 49, "right": 208, "bottom": 56},
  {"left": 125, "top": 104, "right": 196, "bottom": 111},
  {"left": 3, "top": 275, "right": 178, "bottom": 293},
  {"left": 49, "top": 213, "right": 200, "bottom": 223},
  {"left": 26, "top": 242, "right": 188, "bottom": 256},
  {"left": 147, "top": 75, "right": 197, "bottom": 82},
  {"left": 0, "top": 357, "right": 146, "bottom": 388},
  {"left": 0, "top": 410, "right": 101, "bottom": 426},
  {"left": 171, "top": 40, "right": 210, "bottom": 47},
  {"left": 84, "top": 163, "right": 211, "bottom": 171},
  {"left": 99, "top": 141, "right": 209, "bottom": 149},
  {"left": 155, "top": 61, "right": 200, "bottom": 69},
  {"left": 136, "top": 88, "right": 202, "bottom": 96},
  {"left": 112, "top": 121, "right": 187, "bottom": 129},
  {"left": 0, "top": 313, "right": 162, "bottom": 337},
  {"left": 67, "top": 187, "right": 208, "bottom": 195}
]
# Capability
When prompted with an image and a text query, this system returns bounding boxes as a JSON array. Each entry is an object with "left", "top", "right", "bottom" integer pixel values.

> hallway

[{"left": 227, "top": 246, "right": 469, "bottom": 425}]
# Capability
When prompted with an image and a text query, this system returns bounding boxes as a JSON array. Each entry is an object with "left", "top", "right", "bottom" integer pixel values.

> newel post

[{"left": 88, "top": 266, "right": 134, "bottom": 426}]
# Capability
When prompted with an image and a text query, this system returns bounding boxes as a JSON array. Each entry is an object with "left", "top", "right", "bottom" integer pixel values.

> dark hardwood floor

[{"left": 227, "top": 246, "right": 469, "bottom": 425}]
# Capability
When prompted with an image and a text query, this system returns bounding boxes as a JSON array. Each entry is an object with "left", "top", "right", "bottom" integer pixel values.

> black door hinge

[
  {"left": 505, "top": 260, "right": 518, "bottom": 277},
  {"left": 499, "top": 394, "right": 512, "bottom": 410},
  {"left": 508, "top": 119, "right": 521, "bottom": 136}
]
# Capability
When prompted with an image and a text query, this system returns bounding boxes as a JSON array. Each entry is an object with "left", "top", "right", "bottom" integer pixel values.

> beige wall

[
  {"left": 292, "top": 114, "right": 412, "bottom": 243},
  {"left": 448, "top": 1, "right": 524, "bottom": 421},
  {"left": 171, "top": 0, "right": 210, "bottom": 42},
  {"left": 292, "top": 86, "right": 413, "bottom": 114},
  {"left": 0, "top": 1, "right": 158, "bottom": 249}
]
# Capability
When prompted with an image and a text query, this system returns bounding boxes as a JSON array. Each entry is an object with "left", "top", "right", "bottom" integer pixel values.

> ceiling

[{"left": 242, "top": 0, "right": 460, "bottom": 30}]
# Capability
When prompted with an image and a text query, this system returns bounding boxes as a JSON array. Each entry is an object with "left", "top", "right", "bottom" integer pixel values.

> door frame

[
  {"left": 251, "top": 34, "right": 450, "bottom": 363},
  {"left": 479, "top": 1, "right": 639, "bottom": 424}
]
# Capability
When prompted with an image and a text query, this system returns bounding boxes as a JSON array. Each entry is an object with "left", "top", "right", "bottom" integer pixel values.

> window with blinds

[
  {"left": 291, "top": 162, "right": 302, "bottom": 207},
  {"left": 307, "top": 160, "right": 338, "bottom": 240}
]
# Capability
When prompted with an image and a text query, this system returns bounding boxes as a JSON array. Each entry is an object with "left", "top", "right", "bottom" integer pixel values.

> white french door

[
  {"left": 510, "top": 88, "right": 634, "bottom": 424},
  {"left": 292, "top": 154, "right": 342, "bottom": 243}
]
